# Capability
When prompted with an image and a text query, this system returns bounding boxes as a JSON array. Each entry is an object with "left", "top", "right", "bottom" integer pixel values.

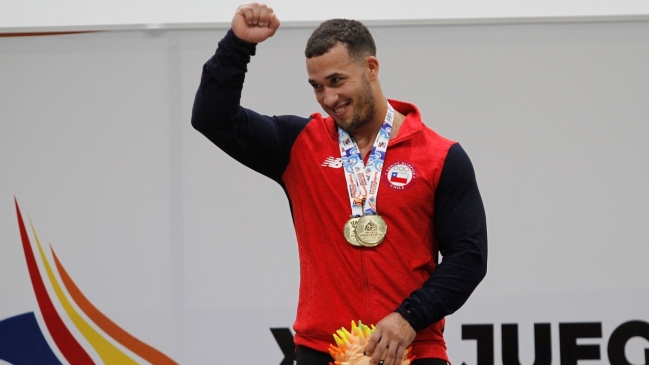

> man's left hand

[{"left": 365, "top": 312, "right": 416, "bottom": 365}]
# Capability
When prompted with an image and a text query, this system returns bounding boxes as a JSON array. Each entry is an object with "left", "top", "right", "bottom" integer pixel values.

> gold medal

[
  {"left": 355, "top": 214, "right": 387, "bottom": 247},
  {"left": 343, "top": 217, "right": 363, "bottom": 247}
]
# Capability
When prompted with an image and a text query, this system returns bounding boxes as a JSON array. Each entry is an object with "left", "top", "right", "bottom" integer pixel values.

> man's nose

[{"left": 322, "top": 87, "right": 339, "bottom": 107}]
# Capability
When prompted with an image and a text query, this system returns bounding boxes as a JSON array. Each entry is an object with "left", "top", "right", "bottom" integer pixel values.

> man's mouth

[{"left": 331, "top": 102, "right": 349, "bottom": 117}]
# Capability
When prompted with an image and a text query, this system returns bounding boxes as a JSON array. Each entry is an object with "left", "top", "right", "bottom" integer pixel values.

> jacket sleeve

[
  {"left": 396, "top": 143, "right": 488, "bottom": 331},
  {"left": 191, "top": 29, "right": 310, "bottom": 183}
]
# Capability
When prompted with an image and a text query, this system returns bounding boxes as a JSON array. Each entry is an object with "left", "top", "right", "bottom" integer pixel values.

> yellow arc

[{"left": 30, "top": 221, "right": 139, "bottom": 365}]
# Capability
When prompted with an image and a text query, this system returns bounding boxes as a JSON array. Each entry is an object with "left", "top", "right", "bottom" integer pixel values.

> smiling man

[{"left": 191, "top": 3, "right": 488, "bottom": 365}]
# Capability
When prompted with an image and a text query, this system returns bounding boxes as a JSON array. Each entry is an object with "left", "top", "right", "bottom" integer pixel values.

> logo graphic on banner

[{"left": 0, "top": 200, "right": 178, "bottom": 365}]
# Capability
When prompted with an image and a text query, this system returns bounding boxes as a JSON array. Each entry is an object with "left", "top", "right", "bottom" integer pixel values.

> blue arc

[{"left": 0, "top": 312, "right": 63, "bottom": 365}]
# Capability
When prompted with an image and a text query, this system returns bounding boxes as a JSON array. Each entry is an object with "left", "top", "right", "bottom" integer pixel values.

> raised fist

[{"left": 231, "top": 3, "right": 280, "bottom": 43}]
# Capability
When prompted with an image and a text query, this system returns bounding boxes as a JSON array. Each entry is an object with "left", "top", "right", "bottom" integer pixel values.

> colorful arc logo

[{"left": 0, "top": 200, "right": 177, "bottom": 365}]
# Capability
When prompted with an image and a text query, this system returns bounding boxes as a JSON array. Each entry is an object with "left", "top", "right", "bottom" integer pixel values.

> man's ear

[{"left": 365, "top": 56, "right": 380, "bottom": 81}]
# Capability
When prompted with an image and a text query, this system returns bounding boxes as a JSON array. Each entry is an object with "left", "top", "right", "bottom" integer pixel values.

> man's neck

[{"left": 351, "top": 109, "right": 406, "bottom": 159}]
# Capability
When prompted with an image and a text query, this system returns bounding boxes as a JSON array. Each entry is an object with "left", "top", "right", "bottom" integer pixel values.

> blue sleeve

[
  {"left": 396, "top": 143, "right": 488, "bottom": 331},
  {"left": 191, "top": 29, "right": 310, "bottom": 183}
]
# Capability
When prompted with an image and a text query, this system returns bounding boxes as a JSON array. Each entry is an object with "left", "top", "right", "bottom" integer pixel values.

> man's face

[{"left": 306, "top": 43, "right": 376, "bottom": 133}]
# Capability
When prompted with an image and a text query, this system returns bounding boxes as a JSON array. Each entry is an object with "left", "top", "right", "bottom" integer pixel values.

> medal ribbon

[{"left": 339, "top": 101, "right": 395, "bottom": 217}]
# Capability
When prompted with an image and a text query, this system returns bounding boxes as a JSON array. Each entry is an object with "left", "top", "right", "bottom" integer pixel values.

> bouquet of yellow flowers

[{"left": 328, "top": 321, "right": 415, "bottom": 365}]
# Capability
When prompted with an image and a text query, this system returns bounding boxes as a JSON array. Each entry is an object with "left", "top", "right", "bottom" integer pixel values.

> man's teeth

[{"left": 334, "top": 105, "right": 346, "bottom": 113}]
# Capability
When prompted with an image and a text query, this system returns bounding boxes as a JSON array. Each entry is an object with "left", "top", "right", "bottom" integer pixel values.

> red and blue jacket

[{"left": 192, "top": 29, "right": 488, "bottom": 360}]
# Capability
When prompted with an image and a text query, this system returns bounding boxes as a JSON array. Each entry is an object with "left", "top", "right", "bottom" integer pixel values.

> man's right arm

[{"left": 191, "top": 4, "right": 308, "bottom": 183}]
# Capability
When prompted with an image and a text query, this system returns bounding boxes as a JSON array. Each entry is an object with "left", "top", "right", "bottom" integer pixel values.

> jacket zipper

[{"left": 360, "top": 248, "right": 372, "bottom": 324}]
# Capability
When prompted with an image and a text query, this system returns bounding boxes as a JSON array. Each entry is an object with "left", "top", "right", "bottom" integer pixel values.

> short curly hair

[{"left": 305, "top": 19, "right": 376, "bottom": 63}]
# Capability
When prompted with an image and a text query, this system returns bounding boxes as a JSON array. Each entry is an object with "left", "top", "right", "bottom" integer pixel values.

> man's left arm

[
  {"left": 396, "top": 142, "right": 488, "bottom": 330},
  {"left": 366, "top": 143, "right": 488, "bottom": 365}
]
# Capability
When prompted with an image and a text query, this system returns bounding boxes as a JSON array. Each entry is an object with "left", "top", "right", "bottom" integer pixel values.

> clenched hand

[{"left": 231, "top": 2, "right": 280, "bottom": 44}]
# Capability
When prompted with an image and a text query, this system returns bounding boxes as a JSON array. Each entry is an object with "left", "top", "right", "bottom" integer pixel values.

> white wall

[{"left": 2, "top": 0, "right": 649, "bottom": 32}]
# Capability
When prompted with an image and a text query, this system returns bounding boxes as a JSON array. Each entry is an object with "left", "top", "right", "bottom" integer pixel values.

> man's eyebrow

[
  {"left": 325, "top": 72, "right": 345, "bottom": 80},
  {"left": 308, "top": 72, "right": 346, "bottom": 84}
]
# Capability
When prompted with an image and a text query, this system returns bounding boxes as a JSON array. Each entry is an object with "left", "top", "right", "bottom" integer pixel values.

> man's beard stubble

[{"left": 339, "top": 76, "right": 376, "bottom": 134}]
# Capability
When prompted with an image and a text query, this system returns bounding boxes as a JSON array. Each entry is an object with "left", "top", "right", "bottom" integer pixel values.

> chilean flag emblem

[
  {"left": 385, "top": 161, "right": 416, "bottom": 190},
  {"left": 390, "top": 171, "right": 409, "bottom": 184}
]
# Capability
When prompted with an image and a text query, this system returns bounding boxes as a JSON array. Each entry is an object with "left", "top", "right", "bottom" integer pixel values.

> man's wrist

[
  {"left": 395, "top": 307, "right": 423, "bottom": 332},
  {"left": 227, "top": 28, "right": 258, "bottom": 47}
]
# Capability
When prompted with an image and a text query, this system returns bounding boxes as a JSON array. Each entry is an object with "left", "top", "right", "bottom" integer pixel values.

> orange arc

[{"left": 51, "top": 247, "right": 178, "bottom": 365}]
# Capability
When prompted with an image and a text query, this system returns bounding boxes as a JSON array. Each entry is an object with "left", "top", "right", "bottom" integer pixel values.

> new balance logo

[{"left": 321, "top": 156, "right": 343, "bottom": 168}]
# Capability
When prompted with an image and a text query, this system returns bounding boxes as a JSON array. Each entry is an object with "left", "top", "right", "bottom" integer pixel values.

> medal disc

[
  {"left": 343, "top": 217, "right": 363, "bottom": 247},
  {"left": 355, "top": 215, "right": 387, "bottom": 247}
]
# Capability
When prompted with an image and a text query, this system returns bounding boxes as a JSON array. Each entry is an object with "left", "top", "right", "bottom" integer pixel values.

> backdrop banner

[{"left": 1, "top": 22, "right": 648, "bottom": 364}]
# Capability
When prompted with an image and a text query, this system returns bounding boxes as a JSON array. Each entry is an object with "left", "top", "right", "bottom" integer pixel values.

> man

[{"left": 192, "top": 3, "right": 487, "bottom": 365}]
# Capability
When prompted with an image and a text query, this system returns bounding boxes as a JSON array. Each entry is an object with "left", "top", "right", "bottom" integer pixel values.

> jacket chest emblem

[
  {"left": 321, "top": 156, "right": 343, "bottom": 168},
  {"left": 384, "top": 161, "right": 417, "bottom": 190}
]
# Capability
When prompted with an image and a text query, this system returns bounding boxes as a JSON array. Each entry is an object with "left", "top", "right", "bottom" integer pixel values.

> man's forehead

[
  {"left": 306, "top": 43, "right": 351, "bottom": 62},
  {"left": 306, "top": 45, "right": 356, "bottom": 74}
]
